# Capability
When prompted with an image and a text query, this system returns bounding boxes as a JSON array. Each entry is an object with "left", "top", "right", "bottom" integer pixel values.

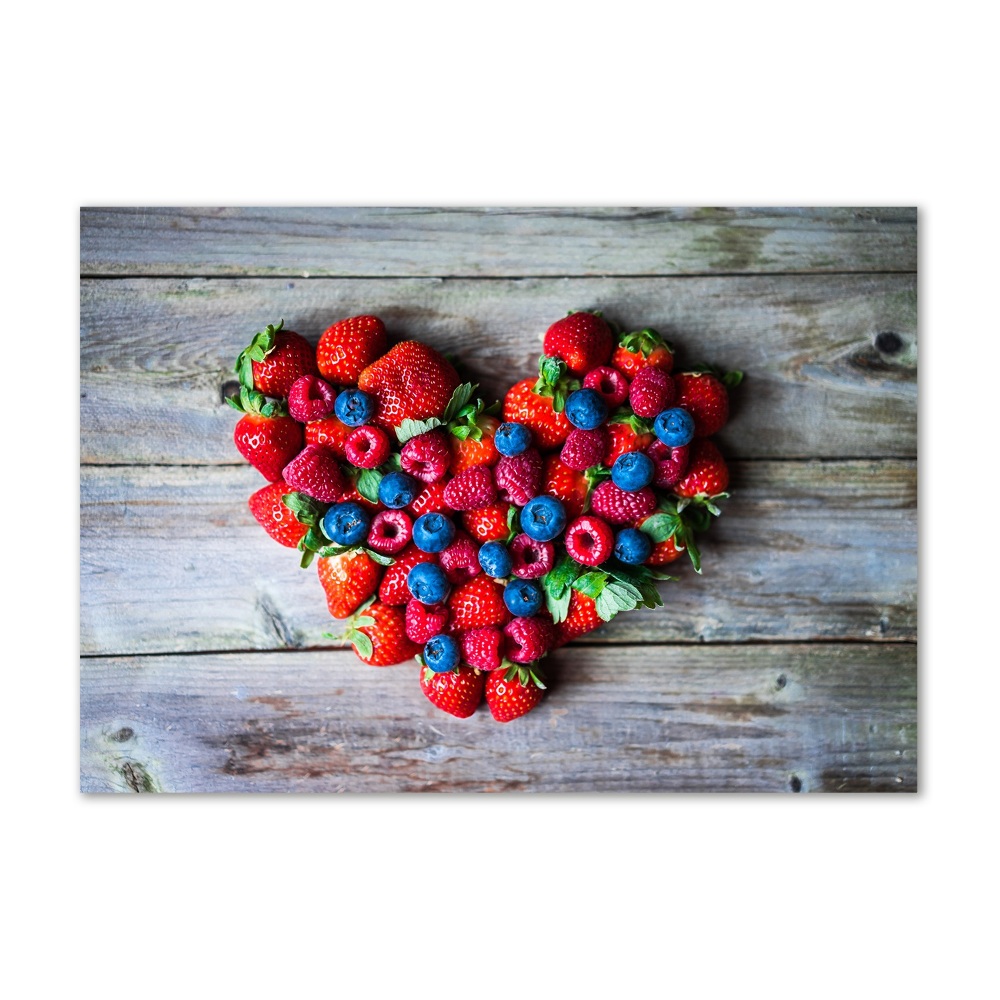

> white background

[{"left": 4, "top": 1, "right": 993, "bottom": 996}]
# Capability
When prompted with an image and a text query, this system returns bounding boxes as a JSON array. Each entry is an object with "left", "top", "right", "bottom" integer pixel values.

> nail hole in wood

[
  {"left": 790, "top": 775, "right": 803, "bottom": 792},
  {"left": 776, "top": 674, "right": 787, "bottom": 689},
  {"left": 874, "top": 331, "right": 903, "bottom": 354},
  {"left": 220, "top": 380, "right": 241, "bottom": 405},
  {"left": 110, "top": 727, "right": 134, "bottom": 742}
]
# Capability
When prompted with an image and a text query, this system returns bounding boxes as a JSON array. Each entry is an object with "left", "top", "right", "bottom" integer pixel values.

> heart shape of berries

[{"left": 229, "top": 311, "right": 743, "bottom": 723}]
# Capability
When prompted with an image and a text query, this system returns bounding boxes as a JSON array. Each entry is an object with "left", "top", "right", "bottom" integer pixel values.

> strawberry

[
  {"left": 444, "top": 465, "right": 497, "bottom": 511},
  {"left": 317, "top": 549, "right": 382, "bottom": 619},
  {"left": 450, "top": 414, "right": 501, "bottom": 474},
  {"left": 305, "top": 414, "right": 353, "bottom": 460},
  {"left": 460, "top": 626, "right": 505, "bottom": 671},
  {"left": 236, "top": 320, "right": 319, "bottom": 398},
  {"left": 589, "top": 481, "right": 657, "bottom": 525},
  {"left": 485, "top": 664, "right": 545, "bottom": 722},
  {"left": 462, "top": 502, "right": 512, "bottom": 543},
  {"left": 604, "top": 417, "right": 655, "bottom": 467},
  {"left": 316, "top": 315, "right": 388, "bottom": 386},
  {"left": 447, "top": 575, "right": 511, "bottom": 631},
  {"left": 611, "top": 327, "right": 675, "bottom": 379},
  {"left": 552, "top": 591, "right": 603, "bottom": 647},
  {"left": 420, "top": 665, "right": 484, "bottom": 719},
  {"left": 542, "top": 311, "right": 614, "bottom": 375},
  {"left": 357, "top": 340, "right": 461, "bottom": 430},
  {"left": 636, "top": 517, "right": 686, "bottom": 567},
  {"left": 342, "top": 601, "right": 420, "bottom": 666},
  {"left": 378, "top": 545, "right": 438, "bottom": 606},
  {"left": 673, "top": 370, "right": 740, "bottom": 438},
  {"left": 229, "top": 388, "right": 304, "bottom": 483},
  {"left": 503, "top": 378, "right": 573, "bottom": 451},
  {"left": 673, "top": 438, "right": 730, "bottom": 501},
  {"left": 248, "top": 480, "right": 308, "bottom": 548},
  {"left": 494, "top": 448, "right": 543, "bottom": 506},
  {"left": 282, "top": 443, "right": 349, "bottom": 503},
  {"left": 408, "top": 480, "right": 452, "bottom": 519}
]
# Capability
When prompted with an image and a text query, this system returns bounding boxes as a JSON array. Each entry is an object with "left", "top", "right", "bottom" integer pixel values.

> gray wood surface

[
  {"left": 80, "top": 645, "right": 916, "bottom": 793},
  {"left": 80, "top": 207, "right": 917, "bottom": 276},
  {"left": 78, "top": 206, "right": 918, "bottom": 792},
  {"left": 81, "top": 460, "right": 916, "bottom": 655},
  {"left": 81, "top": 274, "right": 916, "bottom": 464}
]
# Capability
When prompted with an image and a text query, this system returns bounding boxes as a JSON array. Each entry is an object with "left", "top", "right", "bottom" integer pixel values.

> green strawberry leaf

[
  {"left": 282, "top": 491, "right": 328, "bottom": 528},
  {"left": 382, "top": 452, "right": 402, "bottom": 473},
  {"left": 545, "top": 587, "right": 572, "bottom": 624},
  {"left": 356, "top": 468, "right": 383, "bottom": 504},
  {"left": 722, "top": 370, "right": 744, "bottom": 389},
  {"left": 443, "top": 383, "right": 479, "bottom": 422},
  {"left": 348, "top": 629, "right": 374, "bottom": 660},
  {"left": 234, "top": 320, "right": 284, "bottom": 390},
  {"left": 395, "top": 417, "right": 443, "bottom": 444},
  {"left": 573, "top": 570, "right": 608, "bottom": 600},
  {"left": 366, "top": 549, "right": 395, "bottom": 567},
  {"left": 638, "top": 511, "right": 681, "bottom": 543},
  {"left": 543, "top": 553, "right": 583, "bottom": 600}
]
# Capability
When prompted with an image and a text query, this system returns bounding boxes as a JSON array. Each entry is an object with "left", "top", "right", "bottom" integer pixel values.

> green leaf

[
  {"left": 356, "top": 468, "right": 383, "bottom": 504},
  {"left": 573, "top": 571, "right": 608, "bottom": 599},
  {"left": 443, "top": 383, "right": 478, "bottom": 422},
  {"left": 234, "top": 320, "right": 284, "bottom": 390},
  {"left": 544, "top": 587, "right": 572, "bottom": 624},
  {"left": 638, "top": 512, "right": 681, "bottom": 543},
  {"left": 722, "top": 370, "right": 744, "bottom": 389},
  {"left": 282, "top": 491, "right": 327, "bottom": 527},
  {"left": 543, "top": 553, "right": 583, "bottom": 600},
  {"left": 348, "top": 629, "right": 373, "bottom": 660},
  {"left": 366, "top": 549, "right": 395, "bottom": 567},
  {"left": 395, "top": 417, "right": 443, "bottom": 444},
  {"left": 382, "top": 452, "right": 402, "bottom": 472}
]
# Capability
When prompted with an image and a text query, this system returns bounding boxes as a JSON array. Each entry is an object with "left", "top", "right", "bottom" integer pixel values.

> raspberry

[
  {"left": 367, "top": 509, "right": 413, "bottom": 555},
  {"left": 288, "top": 375, "right": 337, "bottom": 423},
  {"left": 438, "top": 531, "right": 482, "bottom": 585},
  {"left": 589, "top": 481, "right": 657, "bottom": 525},
  {"left": 560, "top": 428, "right": 607, "bottom": 471},
  {"left": 344, "top": 425, "right": 391, "bottom": 469},
  {"left": 628, "top": 367, "right": 676, "bottom": 418},
  {"left": 460, "top": 626, "right": 505, "bottom": 671},
  {"left": 508, "top": 533, "right": 555, "bottom": 579},
  {"left": 503, "top": 616, "right": 554, "bottom": 664},
  {"left": 401, "top": 430, "right": 451, "bottom": 483},
  {"left": 646, "top": 439, "right": 690, "bottom": 488},
  {"left": 443, "top": 465, "right": 497, "bottom": 511},
  {"left": 582, "top": 366, "right": 630, "bottom": 407},
  {"left": 282, "top": 444, "right": 349, "bottom": 504},
  {"left": 564, "top": 515, "right": 615, "bottom": 566},
  {"left": 494, "top": 448, "right": 542, "bottom": 506},
  {"left": 405, "top": 600, "right": 450, "bottom": 644}
]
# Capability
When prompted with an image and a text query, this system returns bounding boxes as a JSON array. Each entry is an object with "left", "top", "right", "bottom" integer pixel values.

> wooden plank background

[{"left": 79, "top": 207, "right": 918, "bottom": 793}]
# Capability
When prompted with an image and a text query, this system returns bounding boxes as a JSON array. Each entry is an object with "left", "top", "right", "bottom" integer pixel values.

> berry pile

[{"left": 229, "top": 311, "right": 742, "bottom": 723}]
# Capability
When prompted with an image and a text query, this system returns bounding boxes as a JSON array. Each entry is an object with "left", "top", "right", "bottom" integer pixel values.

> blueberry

[
  {"left": 378, "top": 470, "right": 420, "bottom": 509},
  {"left": 407, "top": 562, "right": 450, "bottom": 605},
  {"left": 520, "top": 495, "right": 567, "bottom": 542},
  {"left": 611, "top": 451, "right": 655, "bottom": 492},
  {"left": 479, "top": 539, "right": 513, "bottom": 579},
  {"left": 564, "top": 388, "right": 608, "bottom": 430},
  {"left": 614, "top": 527, "right": 653, "bottom": 565},
  {"left": 503, "top": 578, "right": 544, "bottom": 617},
  {"left": 654, "top": 407, "right": 696, "bottom": 448},
  {"left": 334, "top": 388, "right": 376, "bottom": 427},
  {"left": 412, "top": 512, "right": 456, "bottom": 553},
  {"left": 494, "top": 421, "right": 532, "bottom": 457},
  {"left": 321, "top": 501, "right": 370, "bottom": 546},
  {"left": 423, "top": 633, "right": 460, "bottom": 673}
]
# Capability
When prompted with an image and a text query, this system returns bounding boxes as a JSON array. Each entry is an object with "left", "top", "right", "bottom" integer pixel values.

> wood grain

[
  {"left": 79, "top": 644, "right": 916, "bottom": 793},
  {"left": 80, "top": 274, "right": 917, "bottom": 464},
  {"left": 79, "top": 207, "right": 917, "bottom": 277},
  {"left": 80, "top": 460, "right": 916, "bottom": 656}
]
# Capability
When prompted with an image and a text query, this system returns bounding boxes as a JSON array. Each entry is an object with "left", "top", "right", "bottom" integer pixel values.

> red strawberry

[
  {"left": 438, "top": 531, "right": 481, "bottom": 585},
  {"left": 248, "top": 480, "right": 308, "bottom": 548},
  {"left": 405, "top": 600, "right": 450, "bottom": 643},
  {"left": 236, "top": 321, "right": 319, "bottom": 398},
  {"left": 401, "top": 430, "right": 452, "bottom": 483},
  {"left": 408, "top": 480, "right": 452, "bottom": 519},
  {"left": 317, "top": 550, "right": 382, "bottom": 619},
  {"left": 378, "top": 545, "right": 438, "bottom": 606},
  {"left": 503, "top": 379, "right": 573, "bottom": 450},
  {"left": 450, "top": 414, "right": 501, "bottom": 474},
  {"left": 343, "top": 601, "right": 420, "bottom": 666},
  {"left": 448, "top": 575, "right": 511, "bottom": 632},
  {"left": 509, "top": 534, "right": 555, "bottom": 579},
  {"left": 604, "top": 419, "right": 655, "bottom": 467},
  {"left": 485, "top": 665, "right": 545, "bottom": 722},
  {"left": 444, "top": 465, "right": 497, "bottom": 511},
  {"left": 282, "top": 444, "right": 349, "bottom": 503},
  {"left": 494, "top": 448, "right": 543, "bottom": 506},
  {"left": 542, "top": 311, "right": 614, "bottom": 375},
  {"left": 589, "top": 481, "right": 657, "bottom": 525},
  {"left": 344, "top": 425, "right": 391, "bottom": 469},
  {"left": 582, "top": 365, "right": 630, "bottom": 407},
  {"left": 673, "top": 371, "right": 733, "bottom": 438},
  {"left": 460, "top": 626, "right": 505, "bottom": 671},
  {"left": 636, "top": 515, "right": 687, "bottom": 566},
  {"left": 230, "top": 390, "right": 304, "bottom": 483},
  {"left": 503, "top": 616, "right": 553, "bottom": 663},
  {"left": 628, "top": 367, "right": 676, "bottom": 418},
  {"left": 611, "top": 327, "right": 675, "bottom": 379},
  {"left": 420, "top": 665, "right": 484, "bottom": 719},
  {"left": 316, "top": 315, "right": 388, "bottom": 386},
  {"left": 564, "top": 514, "right": 615, "bottom": 566},
  {"left": 304, "top": 415, "right": 353, "bottom": 460},
  {"left": 462, "top": 502, "right": 512, "bottom": 543},
  {"left": 673, "top": 438, "right": 730, "bottom": 499},
  {"left": 287, "top": 375, "right": 337, "bottom": 423},
  {"left": 552, "top": 591, "right": 603, "bottom": 647},
  {"left": 357, "top": 340, "right": 461, "bottom": 430},
  {"left": 541, "top": 455, "right": 590, "bottom": 520},
  {"left": 560, "top": 428, "right": 607, "bottom": 471}
]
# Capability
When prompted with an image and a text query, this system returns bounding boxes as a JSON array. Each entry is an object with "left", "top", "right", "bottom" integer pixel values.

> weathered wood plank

[
  {"left": 79, "top": 644, "right": 916, "bottom": 793},
  {"left": 80, "top": 461, "right": 916, "bottom": 656},
  {"left": 80, "top": 274, "right": 917, "bottom": 463},
  {"left": 79, "top": 207, "right": 917, "bottom": 276}
]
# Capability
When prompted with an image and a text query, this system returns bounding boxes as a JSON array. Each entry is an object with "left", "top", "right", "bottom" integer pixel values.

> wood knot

[{"left": 874, "top": 331, "right": 904, "bottom": 354}]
